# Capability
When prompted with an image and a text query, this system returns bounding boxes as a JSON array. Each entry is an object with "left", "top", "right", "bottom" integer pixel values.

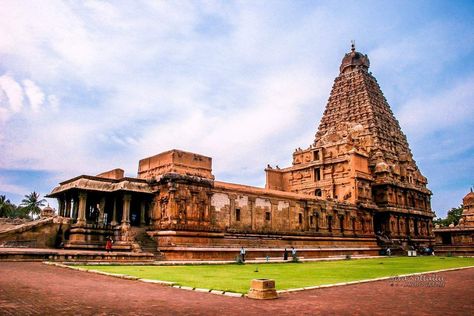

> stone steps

[{"left": 131, "top": 227, "right": 162, "bottom": 259}]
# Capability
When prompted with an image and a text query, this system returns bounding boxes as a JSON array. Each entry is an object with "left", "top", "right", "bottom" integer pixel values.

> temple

[
  {"left": 47, "top": 45, "right": 435, "bottom": 260},
  {"left": 434, "top": 189, "right": 474, "bottom": 255}
]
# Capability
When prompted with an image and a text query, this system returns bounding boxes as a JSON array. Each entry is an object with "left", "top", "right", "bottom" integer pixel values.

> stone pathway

[{"left": 0, "top": 262, "right": 473, "bottom": 315}]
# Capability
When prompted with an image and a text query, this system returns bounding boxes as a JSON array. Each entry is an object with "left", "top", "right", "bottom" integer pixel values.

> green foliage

[
  {"left": 20, "top": 191, "right": 46, "bottom": 218},
  {"left": 433, "top": 205, "right": 463, "bottom": 226},
  {"left": 0, "top": 195, "right": 31, "bottom": 219},
  {"left": 80, "top": 257, "right": 474, "bottom": 294}
]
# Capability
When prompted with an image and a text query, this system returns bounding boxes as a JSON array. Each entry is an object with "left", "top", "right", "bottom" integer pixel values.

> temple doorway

[{"left": 373, "top": 213, "right": 388, "bottom": 235}]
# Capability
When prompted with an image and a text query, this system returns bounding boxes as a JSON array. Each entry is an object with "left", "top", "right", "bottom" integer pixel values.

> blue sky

[{"left": 0, "top": 0, "right": 473, "bottom": 218}]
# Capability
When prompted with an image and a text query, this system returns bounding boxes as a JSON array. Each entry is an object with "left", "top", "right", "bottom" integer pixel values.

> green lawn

[{"left": 79, "top": 257, "right": 474, "bottom": 293}]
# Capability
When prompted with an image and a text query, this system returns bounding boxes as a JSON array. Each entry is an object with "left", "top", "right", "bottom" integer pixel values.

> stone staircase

[
  {"left": 131, "top": 227, "right": 163, "bottom": 260},
  {"left": 375, "top": 233, "right": 406, "bottom": 255}
]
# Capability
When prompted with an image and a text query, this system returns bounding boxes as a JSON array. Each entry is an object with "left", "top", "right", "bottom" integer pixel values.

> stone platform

[
  {"left": 0, "top": 247, "right": 154, "bottom": 262},
  {"left": 434, "top": 245, "right": 474, "bottom": 256},
  {"left": 158, "top": 246, "right": 380, "bottom": 261}
]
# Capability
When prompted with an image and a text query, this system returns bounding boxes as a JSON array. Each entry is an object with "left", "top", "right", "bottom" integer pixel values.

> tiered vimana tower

[{"left": 266, "top": 44, "right": 435, "bottom": 243}]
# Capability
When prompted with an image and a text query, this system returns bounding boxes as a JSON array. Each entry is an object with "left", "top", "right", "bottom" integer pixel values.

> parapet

[
  {"left": 137, "top": 149, "right": 214, "bottom": 180},
  {"left": 96, "top": 168, "right": 125, "bottom": 180}
]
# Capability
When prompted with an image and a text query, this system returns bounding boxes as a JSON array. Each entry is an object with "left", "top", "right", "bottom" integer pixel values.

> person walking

[
  {"left": 284, "top": 248, "right": 288, "bottom": 260},
  {"left": 105, "top": 236, "right": 113, "bottom": 252},
  {"left": 291, "top": 247, "right": 297, "bottom": 260}
]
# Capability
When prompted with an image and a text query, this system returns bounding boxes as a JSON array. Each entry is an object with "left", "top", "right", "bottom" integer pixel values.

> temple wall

[
  {"left": 0, "top": 218, "right": 67, "bottom": 248},
  {"left": 138, "top": 150, "right": 213, "bottom": 180},
  {"left": 150, "top": 179, "right": 376, "bottom": 239}
]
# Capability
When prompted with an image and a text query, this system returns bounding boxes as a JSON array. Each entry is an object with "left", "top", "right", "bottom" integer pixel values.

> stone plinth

[{"left": 247, "top": 279, "right": 278, "bottom": 300}]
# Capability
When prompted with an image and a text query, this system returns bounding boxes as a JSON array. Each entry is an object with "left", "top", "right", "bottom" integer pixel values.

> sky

[{"left": 0, "top": 0, "right": 473, "bottom": 218}]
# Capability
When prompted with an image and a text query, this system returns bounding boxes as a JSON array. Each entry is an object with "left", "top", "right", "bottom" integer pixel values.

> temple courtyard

[
  {"left": 1, "top": 259, "right": 473, "bottom": 315},
  {"left": 77, "top": 257, "right": 474, "bottom": 293}
]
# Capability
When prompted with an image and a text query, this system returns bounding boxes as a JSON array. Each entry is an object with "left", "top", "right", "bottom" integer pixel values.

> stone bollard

[{"left": 247, "top": 279, "right": 278, "bottom": 300}]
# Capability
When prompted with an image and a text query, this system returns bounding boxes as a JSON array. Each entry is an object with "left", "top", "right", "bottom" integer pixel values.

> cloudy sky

[{"left": 0, "top": 0, "right": 473, "bottom": 218}]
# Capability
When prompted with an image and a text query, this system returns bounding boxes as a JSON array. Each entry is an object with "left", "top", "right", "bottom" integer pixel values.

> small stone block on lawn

[{"left": 247, "top": 279, "right": 278, "bottom": 300}]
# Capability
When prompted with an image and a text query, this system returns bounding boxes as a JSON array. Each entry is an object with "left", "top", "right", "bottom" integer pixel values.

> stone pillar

[
  {"left": 205, "top": 193, "right": 212, "bottom": 223},
  {"left": 229, "top": 194, "right": 236, "bottom": 228},
  {"left": 315, "top": 212, "right": 320, "bottom": 232},
  {"left": 77, "top": 192, "right": 87, "bottom": 226},
  {"left": 287, "top": 202, "right": 293, "bottom": 231},
  {"left": 304, "top": 206, "right": 310, "bottom": 231},
  {"left": 397, "top": 216, "right": 401, "bottom": 236},
  {"left": 270, "top": 200, "right": 278, "bottom": 231},
  {"left": 140, "top": 201, "right": 146, "bottom": 226},
  {"left": 65, "top": 198, "right": 72, "bottom": 218},
  {"left": 148, "top": 200, "right": 155, "bottom": 226},
  {"left": 121, "top": 194, "right": 131, "bottom": 228},
  {"left": 249, "top": 197, "right": 256, "bottom": 231},
  {"left": 98, "top": 197, "right": 106, "bottom": 225},
  {"left": 111, "top": 197, "right": 118, "bottom": 226},
  {"left": 72, "top": 197, "right": 78, "bottom": 220},
  {"left": 57, "top": 198, "right": 65, "bottom": 217}
]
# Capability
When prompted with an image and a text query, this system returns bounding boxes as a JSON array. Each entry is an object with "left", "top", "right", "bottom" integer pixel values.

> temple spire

[{"left": 351, "top": 40, "right": 355, "bottom": 52}]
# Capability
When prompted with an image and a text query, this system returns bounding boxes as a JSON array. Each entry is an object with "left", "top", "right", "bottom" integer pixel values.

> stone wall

[{"left": 0, "top": 217, "right": 68, "bottom": 248}]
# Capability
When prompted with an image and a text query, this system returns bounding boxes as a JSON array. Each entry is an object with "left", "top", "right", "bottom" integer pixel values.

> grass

[{"left": 79, "top": 256, "right": 474, "bottom": 294}]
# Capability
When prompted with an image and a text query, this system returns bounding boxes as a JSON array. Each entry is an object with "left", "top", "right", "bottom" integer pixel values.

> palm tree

[
  {"left": 21, "top": 192, "right": 46, "bottom": 218},
  {"left": 0, "top": 195, "right": 12, "bottom": 217}
]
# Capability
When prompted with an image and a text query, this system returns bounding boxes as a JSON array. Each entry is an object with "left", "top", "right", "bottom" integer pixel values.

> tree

[
  {"left": 433, "top": 205, "right": 463, "bottom": 226},
  {"left": 0, "top": 195, "right": 31, "bottom": 219},
  {"left": 20, "top": 191, "right": 46, "bottom": 218},
  {"left": 0, "top": 195, "right": 13, "bottom": 217}
]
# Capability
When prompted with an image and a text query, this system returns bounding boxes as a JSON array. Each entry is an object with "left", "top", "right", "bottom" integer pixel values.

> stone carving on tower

[{"left": 266, "top": 43, "right": 434, "bottom": 239}]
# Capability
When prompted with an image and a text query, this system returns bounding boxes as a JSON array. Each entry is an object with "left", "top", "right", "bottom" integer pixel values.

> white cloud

[
  {"left": 0, "top": 178, "right": 28, "bottom": 196},
  {"left": 0, "top": 75, "right": 24, "bottom": 113},
  {"left": 0, "top": 1, "right": 473, "bottom": 213},
  {"left": 23, "top": 79, "right": 45, "bottom": 112},
  {"left": 397, "top": 76, "right": 474, "bottom": 137},
  {"left": 47, "top": 95, "right": 60, "bottom": 112}
]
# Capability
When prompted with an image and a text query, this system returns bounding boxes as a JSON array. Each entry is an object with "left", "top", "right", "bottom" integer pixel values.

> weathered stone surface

[
  {"left": 434, "top": 189, "right": 474, "bottom": 255},
  {"left": 265, "top": 44, "right": 434, "bottom": 242},
  {"left": 44, "top": 45, "right": 434, "bottom": 261},
  {"left": 247, "top": 279, "right": 278, "bottom": 300}
]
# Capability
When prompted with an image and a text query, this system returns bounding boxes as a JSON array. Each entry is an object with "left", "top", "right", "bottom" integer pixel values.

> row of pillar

[{"left": 58, "top": 191, "right": 140, "bottom": 228}]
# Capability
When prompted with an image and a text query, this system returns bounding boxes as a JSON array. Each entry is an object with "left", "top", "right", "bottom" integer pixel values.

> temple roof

[
  {"left": 463, "top": 189, "right": 474, "bottom": 206},
  {"left": 314, "top": 44, "right": 429, "bottom": 194},
  {"left": 340, "top": 43, "right": 370, "bottom": 73}
]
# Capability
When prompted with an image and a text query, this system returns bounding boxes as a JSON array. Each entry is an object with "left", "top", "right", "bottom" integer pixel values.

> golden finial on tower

[{"left": 351, "top": 40, "right": 355, "bottom": 52}]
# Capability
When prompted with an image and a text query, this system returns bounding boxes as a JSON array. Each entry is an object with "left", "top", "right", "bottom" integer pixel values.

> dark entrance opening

[
  {"left": 441, "top": 233, "right": 452, "bottom": 245},
  {"left": 373, "top": 213, "right": 387, "bottom": 234}
]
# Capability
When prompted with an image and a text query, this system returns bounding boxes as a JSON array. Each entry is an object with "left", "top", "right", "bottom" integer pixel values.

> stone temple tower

[{"left": 266, "top": 44, "right": 434, "bottom": 240}]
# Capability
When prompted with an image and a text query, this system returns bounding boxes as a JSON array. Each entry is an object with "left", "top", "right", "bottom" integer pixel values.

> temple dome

[
  {"left": 463, "top": 189, "right": 474, "bottom": 206},
  {"left": 41, "top": 204, "right": 54, "bottom": 217},
  {"left": 340, "top": 43, "right": 370, "bottom": 73}
]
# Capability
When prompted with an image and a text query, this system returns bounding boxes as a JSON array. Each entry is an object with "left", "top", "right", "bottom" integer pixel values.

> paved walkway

[{"left": 0, "top": 262, "right": 473, "bottom": 315}]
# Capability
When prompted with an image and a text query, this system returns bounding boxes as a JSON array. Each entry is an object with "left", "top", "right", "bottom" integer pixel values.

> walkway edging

[
  {"left": 43, "top": 261, "right": 474, "bottom": 298},
  {"left": 42, "top": 262, "right": 244, "bottom": 298},
  {"left": 277, "top": 265, "right": 474, "bottom": 294}
]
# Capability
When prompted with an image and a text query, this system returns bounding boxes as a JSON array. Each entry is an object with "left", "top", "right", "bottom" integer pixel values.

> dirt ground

[{"left": 0, "top": 262, "right": 473, "bottom": 315}]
